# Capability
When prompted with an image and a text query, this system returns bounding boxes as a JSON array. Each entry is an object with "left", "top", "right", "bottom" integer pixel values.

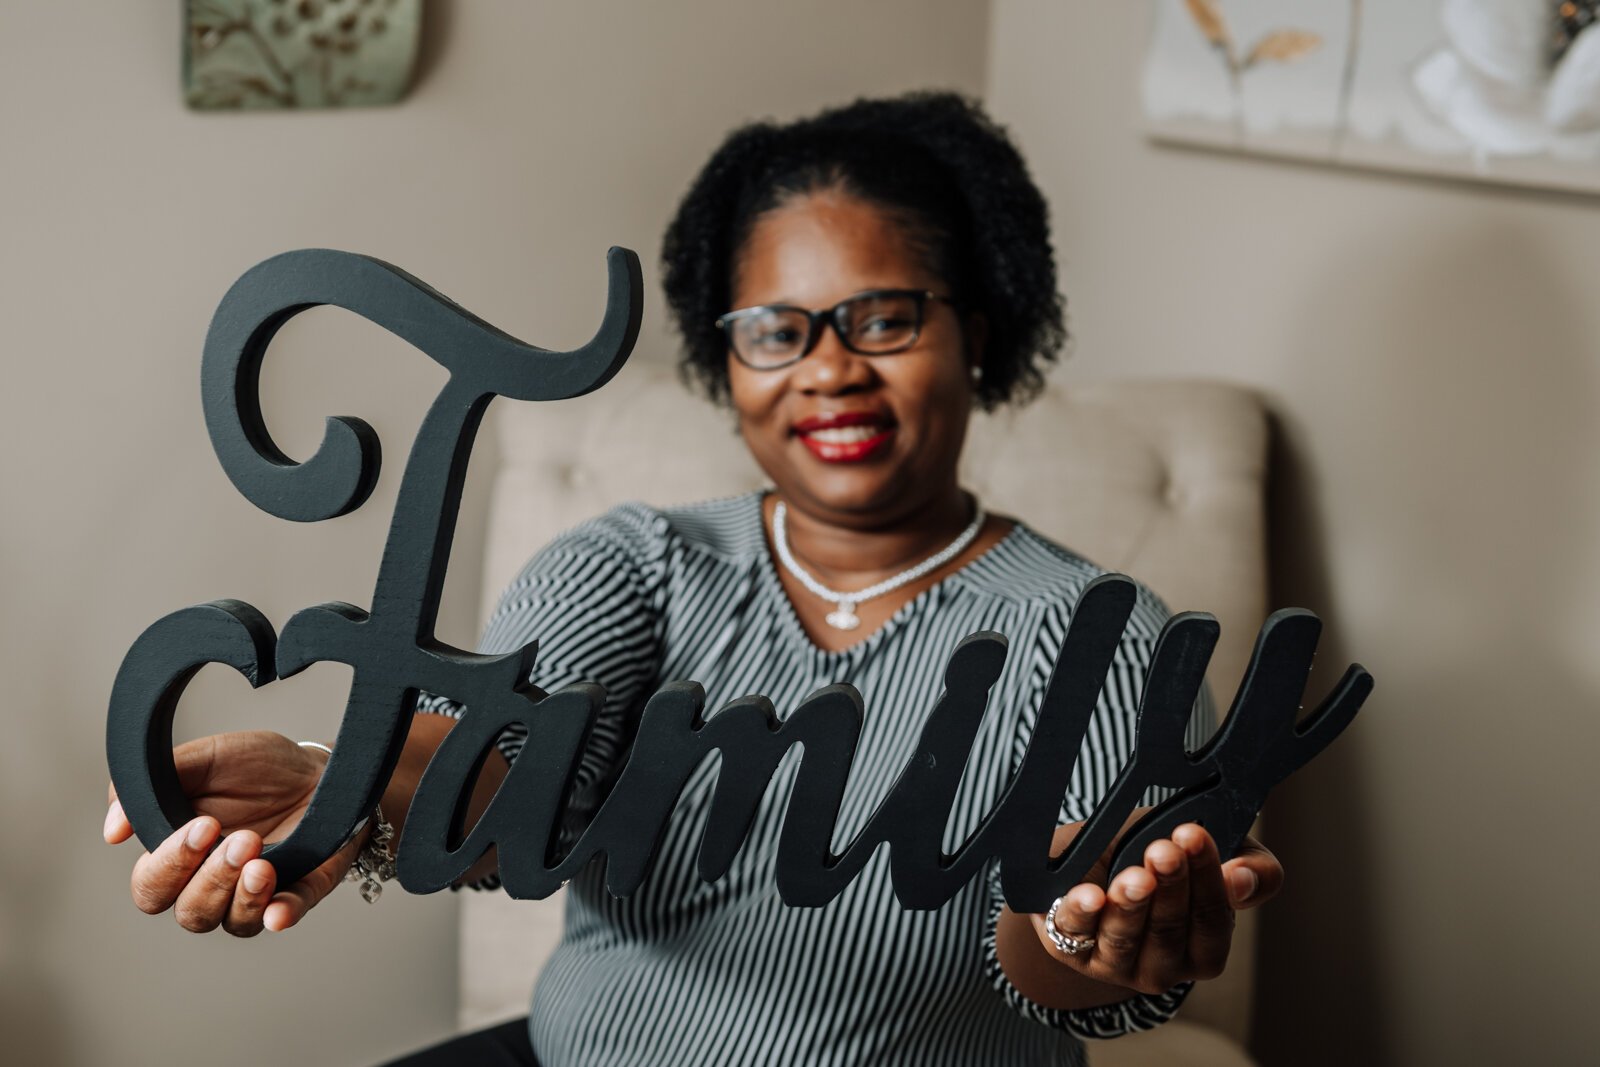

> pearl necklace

[{"left": 771, "top": 498, "right": 987, "bottom": 631}]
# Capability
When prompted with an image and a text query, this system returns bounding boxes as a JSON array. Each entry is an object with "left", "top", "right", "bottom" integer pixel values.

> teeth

[{"left": 807, "top": 425, "right": 883, "bottom": 444}]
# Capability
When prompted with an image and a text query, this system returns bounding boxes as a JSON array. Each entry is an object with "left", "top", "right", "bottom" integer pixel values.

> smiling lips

[{"left": 793, "top": 411, "right": 895, "bottom": 463}]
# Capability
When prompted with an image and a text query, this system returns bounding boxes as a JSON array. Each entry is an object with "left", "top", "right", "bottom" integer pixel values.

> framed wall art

[
  {"left": 183, "top": 0, "right": 423, "bottom": 110},
  {"left": 1142, "top": 0, "right": 1600, "bottom": 195}
]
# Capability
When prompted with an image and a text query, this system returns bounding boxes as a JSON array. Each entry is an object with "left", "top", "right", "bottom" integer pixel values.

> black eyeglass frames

[{"left": 715, "top": 289, "right": 956, "bottom": 370}]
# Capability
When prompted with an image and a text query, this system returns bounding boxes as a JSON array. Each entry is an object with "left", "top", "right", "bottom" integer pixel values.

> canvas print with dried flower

[{"left": 1143, "top": 0, "right": 1600, "bottom": 195}]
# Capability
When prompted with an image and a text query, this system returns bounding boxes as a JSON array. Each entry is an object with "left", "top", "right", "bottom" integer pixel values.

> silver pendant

[{"left": 825, "top": 603, "right": 861, "bottom": 631}]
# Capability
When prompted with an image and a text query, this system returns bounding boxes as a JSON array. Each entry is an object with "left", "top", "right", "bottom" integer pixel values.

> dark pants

[{"left": 378, "top": 1017, "right": 539, "bottom": 1066}]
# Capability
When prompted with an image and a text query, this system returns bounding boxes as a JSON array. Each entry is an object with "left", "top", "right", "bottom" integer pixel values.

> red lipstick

[{"left": 792, "top": 411, "right": 895, "bottom": 463}]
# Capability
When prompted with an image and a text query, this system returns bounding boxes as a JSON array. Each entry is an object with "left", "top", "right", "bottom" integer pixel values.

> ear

[{"left": 962, "top": 311, "right": 989, "bottom": 380}]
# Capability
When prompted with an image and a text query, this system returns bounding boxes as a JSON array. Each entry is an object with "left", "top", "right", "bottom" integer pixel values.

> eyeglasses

[{"left": 715, "top": 289, "right": 956, "bottom": 371}]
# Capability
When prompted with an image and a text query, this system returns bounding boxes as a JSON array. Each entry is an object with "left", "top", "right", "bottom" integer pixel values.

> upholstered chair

[{"left": 460, "top": 361, "right": 1269, "bottom": 1067}]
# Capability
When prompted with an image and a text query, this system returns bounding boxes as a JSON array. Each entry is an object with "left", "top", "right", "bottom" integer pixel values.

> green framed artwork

[{"left": 183, "top": 0, "right": 423, "bottom": 110}]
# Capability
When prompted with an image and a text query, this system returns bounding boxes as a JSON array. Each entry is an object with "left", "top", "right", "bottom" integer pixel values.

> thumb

[
  {"left": 102, "top": 797, "right": 133, "bottom": 844},
  {"left": 1222, "top": 834, "right": 1283, "bottom": 908},
  {"left": 263, "top": 827, "right": 368, "bottom": 932}
]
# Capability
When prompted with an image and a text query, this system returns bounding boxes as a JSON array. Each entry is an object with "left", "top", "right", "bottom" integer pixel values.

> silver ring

[{"left": 1044, "top": 896, "right": 1098, "bottom": 956}]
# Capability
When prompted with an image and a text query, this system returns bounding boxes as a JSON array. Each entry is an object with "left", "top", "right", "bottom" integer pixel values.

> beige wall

[
  {"left": 987, "top": 3, "right": 1600, "bottom": 1065},
  {"left": 0, "top": 2, "right": 988, "bottom": 1064}
]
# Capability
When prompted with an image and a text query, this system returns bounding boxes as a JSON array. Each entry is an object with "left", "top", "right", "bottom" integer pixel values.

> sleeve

[
  {"left": 980, "top": 589, "right": 1217, "bottom": 1039},
  {"left": 414, "top": 504, "right": 669, "bottom": 888}
]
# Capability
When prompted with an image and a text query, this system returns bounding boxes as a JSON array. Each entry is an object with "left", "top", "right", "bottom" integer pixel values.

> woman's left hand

[{"left": 1029, "top": 824, "right": 1283, "bottom": 996}]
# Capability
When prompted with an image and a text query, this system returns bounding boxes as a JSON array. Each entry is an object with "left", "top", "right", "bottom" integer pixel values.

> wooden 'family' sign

[{"left": 106, "top": 248, "right": 1373, "bottom": 913}]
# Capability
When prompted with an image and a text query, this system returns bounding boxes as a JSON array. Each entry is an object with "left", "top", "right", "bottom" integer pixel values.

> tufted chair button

[{"left": 1163, "top": 474, "right": 1185, "bottom": 508}]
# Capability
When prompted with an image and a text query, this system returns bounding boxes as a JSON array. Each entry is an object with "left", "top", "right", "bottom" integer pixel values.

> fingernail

[
  {"left": 241, "top": 864, "right": 269, "bottom": 895},
  {"left": 1231, "top": 867, "right": 1258, "bottom": 902},
  {"left": 1123, "top": 879, "right": 1150, "bottom": 903},
  {"left": 102, "top": 803, "right": 121, "bottom": 841},
  {"left": 224, "top": 834, "right": 252, "bottom": 868},
  {"left": 186, "top": 819, "right": 217, "bottom": 851}
]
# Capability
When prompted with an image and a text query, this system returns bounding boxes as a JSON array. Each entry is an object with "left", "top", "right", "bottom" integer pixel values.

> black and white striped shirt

[{"left": 421, "top": 491, "right": 1209, "bottom": 1065}]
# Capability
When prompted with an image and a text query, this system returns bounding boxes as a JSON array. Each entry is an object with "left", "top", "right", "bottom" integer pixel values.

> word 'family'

[{"left": 107, "top": 249, "right": 1371, "bottom": 913}]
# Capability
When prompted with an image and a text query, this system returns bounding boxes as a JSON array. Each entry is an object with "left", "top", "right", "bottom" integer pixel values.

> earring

[{"left": 969, "top": 365, "right": 982, "bottom": 385}]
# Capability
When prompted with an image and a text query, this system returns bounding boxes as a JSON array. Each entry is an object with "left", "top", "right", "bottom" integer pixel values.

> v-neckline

[{"left": 745, "top": 491, "right": 1021, "bottom": 661}]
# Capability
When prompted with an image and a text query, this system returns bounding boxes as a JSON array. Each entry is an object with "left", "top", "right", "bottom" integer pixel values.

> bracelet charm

[
  {"left": 297, "top": 740, "right": 393, "bottom": 902},
  {"left": 346, "top": 806, "right": 397, "bottom": 903}
]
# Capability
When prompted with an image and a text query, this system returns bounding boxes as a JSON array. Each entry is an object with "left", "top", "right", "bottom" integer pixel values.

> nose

[{"left": 789, "top": 325, "right": 876, "bottom": 396}]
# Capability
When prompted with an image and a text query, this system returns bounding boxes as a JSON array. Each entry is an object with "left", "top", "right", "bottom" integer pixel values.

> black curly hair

[{"left": 660, "top": 91, "right": 1067, "bottom": 411}]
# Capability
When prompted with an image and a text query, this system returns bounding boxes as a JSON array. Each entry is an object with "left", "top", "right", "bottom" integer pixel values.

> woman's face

[{"left": 727, "top": 190, "right": 977, "bottom": 528}]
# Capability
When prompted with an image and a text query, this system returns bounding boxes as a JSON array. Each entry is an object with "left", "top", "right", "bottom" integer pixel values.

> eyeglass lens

[{"left": 729, "top": 292, "right": 923, "bottom": 368}]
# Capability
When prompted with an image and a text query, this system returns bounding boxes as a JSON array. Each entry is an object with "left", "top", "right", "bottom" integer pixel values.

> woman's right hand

[{"left": 102, "top": 730, "right": 363, "bottom": 937}]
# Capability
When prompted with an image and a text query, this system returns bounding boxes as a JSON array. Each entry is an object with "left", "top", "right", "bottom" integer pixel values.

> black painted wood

[
  {"left": 106, "top": 248, "right": 1372, "bottom": 912},
  {"left": 108, "top": 247, "right": 642, "bottom": 887}
]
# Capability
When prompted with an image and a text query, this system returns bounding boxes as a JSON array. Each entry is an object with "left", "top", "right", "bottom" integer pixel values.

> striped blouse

[{"left": 420, "top": 490, "right": 1210, "bottom": 1066}]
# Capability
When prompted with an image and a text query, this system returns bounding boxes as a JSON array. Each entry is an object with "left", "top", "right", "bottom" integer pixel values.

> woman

[{"left": 104, "top": 92, "right": 1282, "bottom": 1065}]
